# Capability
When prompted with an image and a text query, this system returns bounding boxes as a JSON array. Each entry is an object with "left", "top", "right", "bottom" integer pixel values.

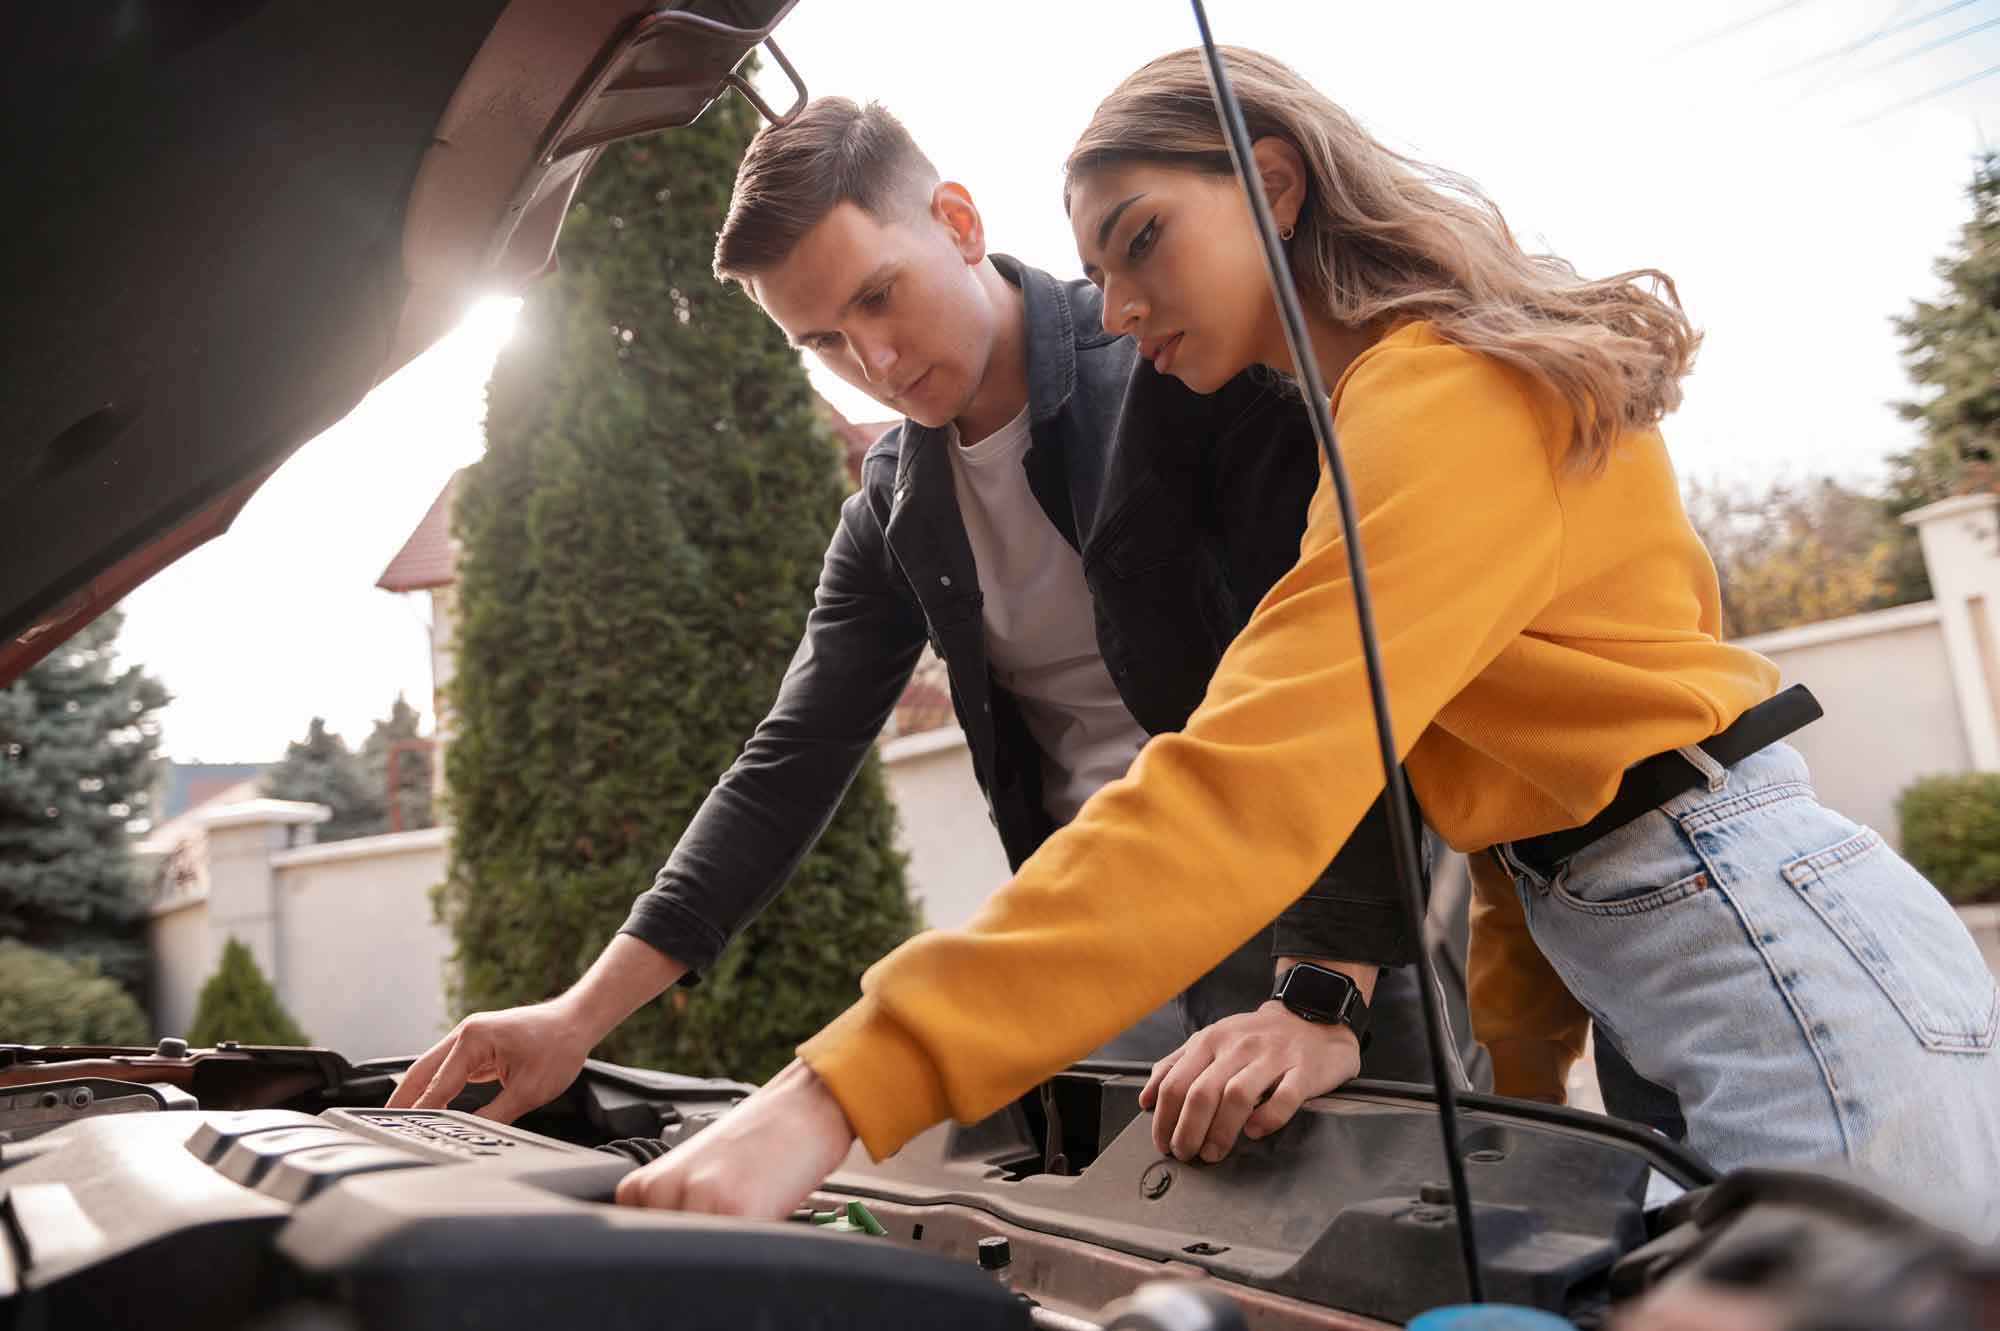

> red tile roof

[
  {"left": 818, "top": 400, "right": 898, "bottom": 487},
  {"left": 377, "top": 471, "right": 462, "bottom": 592},
  {"left": 889, "top": 651, "right": 956, "bottom": 737}
]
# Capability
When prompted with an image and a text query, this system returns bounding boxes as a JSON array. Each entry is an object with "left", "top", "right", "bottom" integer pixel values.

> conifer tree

[
  {"left": 440, "top": 85, "right": 916, "bottom": 1082},
  {"left": 0, "top": 609, "right": 166, "bottom": 991},
  {"left": 358, "top": 696, "right": 434, "bottom": 833},
  {"left": 1885, "top": 153, "right": 2000, "bottom": 600},
  {"left": 187, "top": 937, "right": 309, "bottom": 1046},
  {"left": 265, "top": 718, "right": 384, "bottom": 843}
]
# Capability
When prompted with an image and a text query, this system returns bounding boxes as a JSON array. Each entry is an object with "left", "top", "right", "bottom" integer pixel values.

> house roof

[
  {"left": 138, "top": 772, "right": 269, "bottom": 858},
  {"left": 377, "top": 471, "right": 463, "bottom": 593},
  {"left": 889, "top": 651, "right": 955, "bottom": 737},
  {"left": 818, "top": 400, "right": 898, "bottom": 487},
  {"left": 156, "top": 762, "right": 272, "bottom": 822}
]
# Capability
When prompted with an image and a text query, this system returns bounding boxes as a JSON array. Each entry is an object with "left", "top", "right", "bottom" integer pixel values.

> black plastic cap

[{"left": 976, "top": 1236, "right": 1012, "bottom": 1270}]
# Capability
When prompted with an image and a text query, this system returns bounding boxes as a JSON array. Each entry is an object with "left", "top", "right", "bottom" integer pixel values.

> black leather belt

[{"left": 1506, "top": 684, "right": 1824, "bottom": 877}]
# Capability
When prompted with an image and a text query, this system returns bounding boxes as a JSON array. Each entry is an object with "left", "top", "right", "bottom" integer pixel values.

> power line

[
  {"left": 1796, "top": 0, "right": 1930, "bottom": 95},
  {"left": 1858, "top": 15, "right": 2000, "bottom": 76},
  {"left": 1848, "top": 60, "right": 2000, "bottom": 124},
  {"left": 1803, "top": 12, "right": 2000, "bottom": 98},
  {"left": 1674, "top": 0, "right": 1823, "bottom": 56},
  {"left": 1775, "top": 0, "right": 1985, "bottom": 76}
]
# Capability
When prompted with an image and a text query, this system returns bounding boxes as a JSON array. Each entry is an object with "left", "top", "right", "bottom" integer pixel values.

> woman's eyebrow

[{"left": 1094, "top": 193, "right": 1147, "bottom": 250}]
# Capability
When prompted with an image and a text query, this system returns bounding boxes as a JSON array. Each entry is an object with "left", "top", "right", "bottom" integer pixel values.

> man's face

[{"left": 751, "top": 195, "right": 997, "bottom": 430}]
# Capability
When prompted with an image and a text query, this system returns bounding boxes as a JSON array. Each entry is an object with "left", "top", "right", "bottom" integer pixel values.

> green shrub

[
  {"left": 186, "top": 938, "right": 309, "bottom": 1046},
  {"left": 1898, "top": 773, "right": 2000, "bottom": 904},
  {"left": 0, "top": 941, "right": 149, "bottom": 1044}
]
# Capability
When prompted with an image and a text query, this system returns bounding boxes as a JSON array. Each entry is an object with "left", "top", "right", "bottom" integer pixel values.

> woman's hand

[
  {"left": 614, "top": 1059, "right": 857, "bottom": 1218},
  {"left": 1141, "top": 1001, "right": 1361, "bottom": 1162}
]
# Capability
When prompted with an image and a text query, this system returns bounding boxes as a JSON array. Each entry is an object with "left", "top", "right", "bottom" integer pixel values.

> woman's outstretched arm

[{"left": 804, "top": 337, "right": 1569, "bottom": 1159}]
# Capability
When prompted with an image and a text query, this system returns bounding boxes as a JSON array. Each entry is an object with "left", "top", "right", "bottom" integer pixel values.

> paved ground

[
  {"left": 1565, "top": 1033, "right": 1607, "bottom": 1115},
  {"left": 1967, "top": 904, "right": 2000, "bottom": 977}
]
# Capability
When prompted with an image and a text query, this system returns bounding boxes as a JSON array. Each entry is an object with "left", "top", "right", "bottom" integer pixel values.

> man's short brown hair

[{"left": 712, "top": 97, "right": 939, "bottom": 286}]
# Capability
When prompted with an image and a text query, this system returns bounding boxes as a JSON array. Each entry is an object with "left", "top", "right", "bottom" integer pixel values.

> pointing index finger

[
  {"left": 413, "top": 1036, "right": 477, "bottom": 1110},
  {"left": 387, "top": 1035, "right": 455, "bottom": 1109}
]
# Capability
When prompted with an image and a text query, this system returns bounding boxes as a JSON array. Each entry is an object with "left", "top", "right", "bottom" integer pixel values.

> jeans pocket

[
  {"left": 1782, "top": 828, "right": 2000, "bottom": 1053},
  {"left": 1543, "top": 810, "right": 1712, "bottom": 916},
  {"left": 1549, "top": 864, "right": 1711, "bottom": 917}
]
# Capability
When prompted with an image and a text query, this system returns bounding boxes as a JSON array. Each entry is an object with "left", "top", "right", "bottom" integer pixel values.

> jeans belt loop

[
  {"left": 1493, "top": 842, "right": 1551, "bottom": 895},
  {"left": 1676, "top": 743, "right": 1730, "bottom": 794}
]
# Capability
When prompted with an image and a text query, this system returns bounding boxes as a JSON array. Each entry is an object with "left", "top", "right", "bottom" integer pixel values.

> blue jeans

[{"left": 1494, "top": 743, "right": 2000, "bottom": 1239}]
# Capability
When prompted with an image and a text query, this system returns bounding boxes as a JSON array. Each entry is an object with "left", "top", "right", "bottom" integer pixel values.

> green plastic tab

[{"left": 845, "top": 1200, "right": 888, "bottom": 1236}]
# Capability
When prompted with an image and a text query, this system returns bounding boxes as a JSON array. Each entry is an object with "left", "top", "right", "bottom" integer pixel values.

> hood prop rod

[{"left": 1188, "top": 0, "right": 1485, "bottom": 1303}]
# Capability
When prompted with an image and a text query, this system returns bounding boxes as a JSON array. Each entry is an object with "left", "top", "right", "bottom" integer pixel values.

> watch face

[{"left": 1281, "top": 965, "right": 1365, "bottom": 1031}]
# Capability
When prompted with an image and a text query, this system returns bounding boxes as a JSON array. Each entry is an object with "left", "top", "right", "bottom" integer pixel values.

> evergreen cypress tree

[
  {"left": 440, "top": 86, "right": 917, "bottom": 1082},
  {"left": 0, "top": 609, "right": 167, "bottom": 991},
  {"left": 265, "top": 718, "right": 385, "bottom": 843},
  {"left": 187, "top": 937, "right": 309, "bottom": 1046},
  {"left": 1885, "top": 152, "right": 2000, "bottom": 600},
  {"left": 357, "top": 696, "right": 434, "bottom": 833}
]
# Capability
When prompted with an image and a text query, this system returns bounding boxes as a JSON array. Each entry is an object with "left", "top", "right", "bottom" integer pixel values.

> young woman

[{"left": 617, "top": 47, "right": 2000, "bottom": 1238}]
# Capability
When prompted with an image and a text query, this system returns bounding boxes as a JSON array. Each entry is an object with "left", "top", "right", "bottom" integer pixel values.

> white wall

[
  {"left": 146, "top": 813, "right": 452, "bottom": 1059},
  {"left": 271, "top": 828, "right": 452, "bottom": 1060},
  {"left": 149, "top": 898, "right": 215, "bottom": 1041},
  {"left": 879, "top": 727, "right": 1014, "bottom": 929},
  {"left": 1737, "top": 605, "right": 1970, "bottom": 846}
]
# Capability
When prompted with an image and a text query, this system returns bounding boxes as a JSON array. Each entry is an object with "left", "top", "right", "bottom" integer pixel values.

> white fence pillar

[
  {"left": 1905, "top": 493, "right": 2000, "bottom": 771},
  {"left": 196, "top": 799, "right": 329, "bottom": 992}
]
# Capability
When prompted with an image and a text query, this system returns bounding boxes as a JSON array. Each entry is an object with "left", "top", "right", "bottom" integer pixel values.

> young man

[{"left": 391, "top": 99, "right": 1483, "bottom": 1159}]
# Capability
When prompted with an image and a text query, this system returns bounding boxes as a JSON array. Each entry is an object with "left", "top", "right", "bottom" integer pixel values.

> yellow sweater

[{"left": 801, "top": 322, "right": 1779, "bottom": 1159}]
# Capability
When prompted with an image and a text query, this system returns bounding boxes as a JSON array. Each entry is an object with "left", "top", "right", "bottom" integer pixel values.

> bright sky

[{"left": 119, "top": 0, "right": 1998, "bottom": 762}]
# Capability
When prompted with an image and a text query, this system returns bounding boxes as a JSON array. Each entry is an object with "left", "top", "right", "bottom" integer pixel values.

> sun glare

[{"left": 461, "top": 294, "right": 524, "bottom": 350}]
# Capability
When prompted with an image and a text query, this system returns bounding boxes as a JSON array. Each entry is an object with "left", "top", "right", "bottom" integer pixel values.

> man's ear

[
  {"left": 931, "top": 181, "right": 987, "bottom": 266},
  {"left": 1249, "top": 136, "right": 1309, "bottom": 235}
]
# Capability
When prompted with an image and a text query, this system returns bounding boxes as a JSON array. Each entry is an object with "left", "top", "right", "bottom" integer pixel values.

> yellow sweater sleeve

[
  {"left": 802, "top": 340, "right": 1567, "bottom": 1159},
  {"left": 1467, "top": 849, "right": 1590, "bottom": 1101}
]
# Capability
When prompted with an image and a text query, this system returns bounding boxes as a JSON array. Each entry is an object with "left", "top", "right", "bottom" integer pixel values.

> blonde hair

[{"left": 1064, "top": 48, "right": 1699, "bottom": 470}]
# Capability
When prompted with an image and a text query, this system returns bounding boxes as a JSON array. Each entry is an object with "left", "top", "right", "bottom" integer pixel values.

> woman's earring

[{"left": 1279, "top": 223, "right": 1295, "bottom": 241}]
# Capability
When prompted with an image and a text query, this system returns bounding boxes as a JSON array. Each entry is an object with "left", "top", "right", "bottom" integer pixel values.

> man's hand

[
  {"left": 615, "top": 1059, "right": 856, "bottom": 1218},
  {"left": 1140, "top": 1000, "right": 1361, "bottom": 1163},
  {"left": 390, "top": 934, "right": 687, "bottom": 1123},
  {"left": 387, "top": 1002, "right": 593, "bottom": 1123}
]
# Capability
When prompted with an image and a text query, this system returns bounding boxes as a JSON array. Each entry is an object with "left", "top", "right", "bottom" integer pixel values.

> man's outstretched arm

[{"left": 391, "top": 463, "right": 927, "bottom": 1119}]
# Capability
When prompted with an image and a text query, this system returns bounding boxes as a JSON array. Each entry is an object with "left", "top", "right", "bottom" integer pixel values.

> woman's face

[{"left": 1069, "top": 160, "right": 1281, "bottom": 394}]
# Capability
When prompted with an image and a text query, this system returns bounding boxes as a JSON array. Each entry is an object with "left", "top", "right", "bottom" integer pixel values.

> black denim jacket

[{"left": 621, "top": 257, "right": 1415, "bottom": 977}]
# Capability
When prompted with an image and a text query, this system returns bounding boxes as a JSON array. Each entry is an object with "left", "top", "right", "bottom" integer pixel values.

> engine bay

[{"left": 0, "top": 1041, "right": 1713, "bottom": 1329}]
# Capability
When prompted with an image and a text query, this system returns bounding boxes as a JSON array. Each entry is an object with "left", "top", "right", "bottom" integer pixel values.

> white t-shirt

[{"left": 946, "top": 406, "right": 1150, "bottom": 825}]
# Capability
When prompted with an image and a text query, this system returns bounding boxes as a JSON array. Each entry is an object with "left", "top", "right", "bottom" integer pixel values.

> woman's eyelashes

[
  {"left": 1127, "top": 216, "right": 1160, "bottom": 263},
  {"left": 860, "top": 283, "right": 893, "bottom": 313}
]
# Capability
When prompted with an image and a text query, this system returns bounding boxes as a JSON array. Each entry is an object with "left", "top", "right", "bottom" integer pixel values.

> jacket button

[{"left": 940, "top": 575, "right": 953, "bottom": 587}]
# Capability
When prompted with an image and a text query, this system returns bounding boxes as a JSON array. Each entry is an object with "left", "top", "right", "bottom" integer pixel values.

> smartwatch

[{"left": 1273, "top": 962, "right": 1372, "bottom": 1046}]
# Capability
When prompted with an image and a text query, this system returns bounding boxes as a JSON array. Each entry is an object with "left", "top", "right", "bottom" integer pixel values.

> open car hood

[{"left": 0, "top": 0, "right": 803, "bottom": 687}]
